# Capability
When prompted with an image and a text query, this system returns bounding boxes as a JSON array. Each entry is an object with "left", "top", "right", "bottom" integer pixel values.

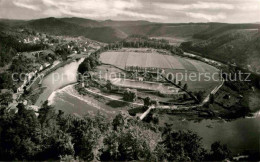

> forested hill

[
  {"left": 24, "top": 17, "right": 127, "bottom": 43},
  {"left": 180, "top": 25, "right": 260, "bottom": 73},
  {"left": 1, "top": 17, "right": 259, "bottom": 44},
  {"left": 0, "top": 31, "right": 46, "bottom": 67},
  {"left": 1, "top": 18, "right": 259, "bottom": 72}
]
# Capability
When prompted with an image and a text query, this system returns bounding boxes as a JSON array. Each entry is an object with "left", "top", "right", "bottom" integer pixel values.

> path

[
  {"left": 160, "top": 74, "right": 200, "bottom": 103},
  {"left": 178, "top": 79, "right": 224, "bottom": 109},
  {"left": 139, "top": 106, "right": 154, "bottom": 120},
  {"left": 139, "top": 78, "right": 225, "bottom": 119},
  {"left": 84, "top": 78, "right": 224, "bottom": 120},
  {"left": 85, "top": 88, "right": 144, "bottom": 106},
  {"left": 202, "top": 79, "right": 224, "bottom": 104}
]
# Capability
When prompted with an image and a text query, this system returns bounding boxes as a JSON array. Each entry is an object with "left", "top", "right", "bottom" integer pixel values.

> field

[
  {"left": 99, "top": 49, "right": 222, "bottom": 93},
  {"left": 150, "top": 37, "right": 192, "bottom": 46},
  {"left": 100, "top": 49, "right": 218, "bottom": 72}
]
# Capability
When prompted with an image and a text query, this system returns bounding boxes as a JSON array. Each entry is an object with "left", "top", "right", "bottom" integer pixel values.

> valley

[{"left": 0, "top": 17, "right": 259, "bottom": 161}]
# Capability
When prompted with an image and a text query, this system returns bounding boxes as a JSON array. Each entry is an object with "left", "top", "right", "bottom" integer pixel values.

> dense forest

[
  {"left": 0, "top": 32, "right": 46, "bottom": 67},
  {"left": 180, "top": 27, "right": 260, "bottom": 74},
  {"left": 0, "top": 102, "right": 233, "bottom": 161}
]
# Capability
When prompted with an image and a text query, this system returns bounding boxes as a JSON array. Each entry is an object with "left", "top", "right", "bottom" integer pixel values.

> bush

[{"left": 123, "top": 89, "right": 137, "bottom": 102}]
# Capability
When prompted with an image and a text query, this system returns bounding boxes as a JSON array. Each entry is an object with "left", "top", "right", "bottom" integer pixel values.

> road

[{"left": 139, "top": 106, "right": 154, "bottom": 120}]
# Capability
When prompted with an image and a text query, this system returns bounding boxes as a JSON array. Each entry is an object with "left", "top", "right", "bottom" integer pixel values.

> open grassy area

[
  {"left": 100, "top": 48, "right": 220, "bottom": 73},
  {"left": 99, "top": 48, "right": 222, "bottom": 93}
]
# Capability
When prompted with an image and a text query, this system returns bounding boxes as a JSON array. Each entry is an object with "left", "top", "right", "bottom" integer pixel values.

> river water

[
  {"left": 39, "top": 58, "right": 260, "bottom": 155},
  {"left": 35, "top": 58, "right": 84, "bottom": 106},
  {"left": 164, "top": 115, "right": 259, "bottom": 154}
]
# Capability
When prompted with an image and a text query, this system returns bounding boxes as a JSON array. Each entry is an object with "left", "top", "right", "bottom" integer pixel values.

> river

[
  {"left": 162, "top": 114, "right": 259, "bottom": 155},
  {"left": 35, "top": 58, "right": 84, "bottom": 106},
  {"left": 37, "top": 57, "right": 260, "bottom": 155}
]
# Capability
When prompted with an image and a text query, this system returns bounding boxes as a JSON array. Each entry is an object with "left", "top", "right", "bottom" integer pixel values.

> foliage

[
  {"left": 143, "top": 96, "right": 152, "bottom": 108},
  {"left": 183, "top": 83, "right": 188, "bottom": 91},
  {"left": 205, "top": 141, "right": 232, "bottom": 161},
  {"left": 194, "top": 91, "right": 205, "bottom": 103},
  {"left": 105, "top": 80, "right": 112, "bottom": 92},
  {"left": 0, "top": 32, "right": 46, "bottom": 67},
  {"left": 0, "top": 102, "right": 234, "bottom": 161},
  {"left": 156, "top": 129, "right": 206, "bottom": 161},
  {"left": 100, "top": 130, "right": 152, "bottom": 161},
  {"left": 0, "top": 103, "right": 101, "bottom": 160},
  {"left": 209, "top": 94, "right": 215, "bottom": 104},
  {"left": 78, "top": 56, "right": 99, "bottom": 74},
  {"left": 54, "top": 46, "right": 71, "bottom": 61},
  {"left": 9, "top": 55, "right": 34, "bottom": 74},
  {"left": 180, "top": 27, "right": 260, "bottom": 74},
  {"left": 0, "top": 72, "right": 13, "bottom": 90},
  {"left": 123, "top": 89, "right": 137, "bottom": 102},
  {"left": 0, "top": 92, "right": 12, "bottom": 106}
]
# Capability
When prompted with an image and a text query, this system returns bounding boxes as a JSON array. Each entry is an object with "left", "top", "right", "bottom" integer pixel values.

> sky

[{"left": 0, "top": 0, "right": 259, "bottom": 23}]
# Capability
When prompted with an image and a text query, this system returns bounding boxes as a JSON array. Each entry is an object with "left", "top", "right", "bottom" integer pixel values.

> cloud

[
  {"left": 40, "top": 0, "right": 164, "bottom": 20},
  {"left": 237, "top": 3, "right": 259, "bottom": 11},
  {"left": 1, "top": 0, "right": 259, "bottom": 23},
  {"left": 154, "top": 1, "right": 234, "bottom": 10},
  {"left": 186, "top": 12, "right": 226, "bottom": 21},
  {"left": 13, "top": 0, "right": 40, "bottom": 11}
]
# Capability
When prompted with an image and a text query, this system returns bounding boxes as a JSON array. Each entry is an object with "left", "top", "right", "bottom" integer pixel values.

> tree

[
  {"left": 68, "top": 117, "right": 99, "bottom": 161},
  {"left": 100, "top": 129, "right": 152, "bottom": 161},
  {"left": 112, "top": 113, "right": 124, "bottom": 130},
  {"left": 183, "top": 93, "right": 189, "bottom": 100},
  {"left": 106, "top": 80, "right": 112, "bottom": 92},
  {"left": 0, "top": 103, "right": 41, "bottom": 160},
  {"left": 78, "top": 60, "right": 91, "bottom": 74},
  {"left": 173, "top": 78, "right": 177, "bottom": 84},
  {"left": 209, "top": 94, "right": 215, "bottom": 104},
  {"left": 123, "top": 89, "right": 137, "bottom": 102},
  {"left": 195, "top": 91, "right": 205, "bottom": 103},
  {"left": 180, "top": 41, "right": 192, "bottom": 50},
  {"left": 152, "top": 115, "right": 159, "bottom": 124},
  {"left": 183, "top": 83, "right": 188, "bottom": 91},
  {"left": 156, "top": 130, "right": 206, "bottom": 161},
  {"left": 55, "top": 46, "right": 70, "bottom": 60},
  {"left": 0, "top": 92, "right": 12, "bottom": 106},
  {"left": 0, "top": 72, "right": 13, "bottom": 90},
  {"left": 205, "top": 141, "right": 231, "bottom": 161},
  {"left": 143, "top": 97, "right": 151, "bottom": 108}
]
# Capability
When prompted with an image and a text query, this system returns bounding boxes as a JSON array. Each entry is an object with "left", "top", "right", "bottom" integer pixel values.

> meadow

[
  {"left": 100, "top": 49, "right": 218, "bottom": 72},
  {"left": 99, "top": 49, "right": 222, "bottom": 93}
]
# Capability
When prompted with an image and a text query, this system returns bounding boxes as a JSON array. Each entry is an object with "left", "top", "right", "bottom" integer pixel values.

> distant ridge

[
  {"left": 1, "top": 17, "right": 259, "bottom": 43},
  {"left": 60, "top": 17, "right": 103, "bottom": 27}
]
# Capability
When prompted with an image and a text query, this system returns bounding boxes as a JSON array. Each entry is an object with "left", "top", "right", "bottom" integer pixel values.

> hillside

[
  {"left": 60, "top": 17, "right": 103, "bottom": 27},
  {"left": 23, "top": 17, "right": 127, "bottom": 43},
  {"left": 181, "top": 27, "right": 260, "bottom": 73},
  {"left": 0, "top": 18, "right": 212, "bottom": 43},
  {"left": 117, "top": 23, "right": 209, "bottom": 38},
  {"left": 101, "top": 20, "right": 152, "bottom": 27},
  {"left": 1, "top": 17, "right": 259, "bottom": 51},
  {"left": 193, "top": 23, "right": 260, "bottom": 39}
]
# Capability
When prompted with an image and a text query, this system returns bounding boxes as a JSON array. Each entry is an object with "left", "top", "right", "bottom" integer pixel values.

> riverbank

[
  {"left": 47, "top": 84, "right": 131, "bottom": 118},
  {"left": 34, "top": 58, "right": 84, "bottom": 107},
  {"left": 156, "top": 113, "right": 260, "bottom": 155},
  {"left": 27, "top": 46, "right": 259, "bottom": 158}
]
